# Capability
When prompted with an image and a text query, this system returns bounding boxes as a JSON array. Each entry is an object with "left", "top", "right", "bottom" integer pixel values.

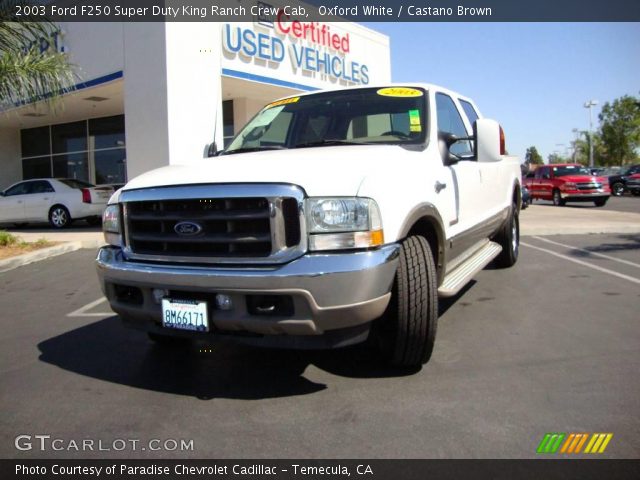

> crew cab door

[
  {"left": 535, "top": 166, "right": 552, "bottom": 199},
  {"left": 435, "top": 92, "right": 482, "bottom": 232}
]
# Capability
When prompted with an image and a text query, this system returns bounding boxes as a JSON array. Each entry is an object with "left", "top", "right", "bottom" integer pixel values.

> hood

[
  {"left": 123, "top": 145, "right": 410, "bottom": 197},
  {"left": 558, "top": 175, "right": 602, "bottom": 183}
]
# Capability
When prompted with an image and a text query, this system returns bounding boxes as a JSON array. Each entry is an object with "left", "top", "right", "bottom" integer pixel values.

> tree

[
  {"left": 525, "top": 146, "right": 543, "bottom": 165},
  {"left": 548, "top": 152, "right": 568, "bottom": 164},
  {"left": 598, "top": 94, "right": 640, "bottom": 165},
  {"left": 0, "top": 1, "right": 75, "bottom": 107},
  {"left": 571, "top": 131, "right": 606, "bottom": 166}
]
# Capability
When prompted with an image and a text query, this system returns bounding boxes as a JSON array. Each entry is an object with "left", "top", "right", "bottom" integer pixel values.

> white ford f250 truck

[{"left": 96, "top": 84, "right": 522, "bottom": 368}]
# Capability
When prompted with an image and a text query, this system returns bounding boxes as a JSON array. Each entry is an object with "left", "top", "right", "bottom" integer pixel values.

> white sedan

[{"left": 0, "top": 178, "right": 113, "bottom": 228}]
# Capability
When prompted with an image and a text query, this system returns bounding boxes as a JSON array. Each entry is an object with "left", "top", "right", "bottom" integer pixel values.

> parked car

[
  {"left": 0, "top": 178, "right": 112, "bottom": 228},
  {"left": 607, "top": 164, "right": 640, "bottom": 196},
  {"left": 523, "top": 163, "right": 610, "bottom": 207},
  {"left": 626, "top": 173, "right": 640, "bottom": 196}
]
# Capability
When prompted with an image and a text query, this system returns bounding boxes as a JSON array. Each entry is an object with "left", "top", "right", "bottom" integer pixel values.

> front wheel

[
  {"left": 611, "top": 182, "right": 625, "bottom": 196},
  {"left": 552, "top": 189, "right": 565, "bottom": 206},
  {"left": 376, "top": 236, "right": 438, "bottom": 368},
  {"left": 49, "top": 205, "right": 71, "bottom": 229},
  {"left": 493, "top": 203, "right": 519, "bottom": 268}
]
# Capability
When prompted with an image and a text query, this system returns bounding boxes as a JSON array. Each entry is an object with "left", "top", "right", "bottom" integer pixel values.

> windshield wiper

[
  {"left": 220, "top": 146, "right": 288, "bottom": 156},
  {"left": 294, "top": 139, "right": 373, "bottom": 149}
]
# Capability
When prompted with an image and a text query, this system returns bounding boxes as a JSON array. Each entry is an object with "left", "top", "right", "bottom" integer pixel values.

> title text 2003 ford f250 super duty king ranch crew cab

[{"left": 96, "top": 85, "right": 522, "bottom": 368}]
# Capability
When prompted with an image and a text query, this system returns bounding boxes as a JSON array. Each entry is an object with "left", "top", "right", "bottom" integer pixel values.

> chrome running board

[{"left": 438, "top": 241, "right": 502, "bottom": 297}]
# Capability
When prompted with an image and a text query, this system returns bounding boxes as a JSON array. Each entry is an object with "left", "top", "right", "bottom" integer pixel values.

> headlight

[
  {"left": 307, "top": 197, "right": 383, "bottom": 251},
  {"left": 102, "top": 204, "right": 121, "bottom": 246}
]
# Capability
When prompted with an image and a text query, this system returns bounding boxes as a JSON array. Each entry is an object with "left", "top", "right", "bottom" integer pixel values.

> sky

[{"left": 367, "top": 22, "right": 640, "bottom": 164}]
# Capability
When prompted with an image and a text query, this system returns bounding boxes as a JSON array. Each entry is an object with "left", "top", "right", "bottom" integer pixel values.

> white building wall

[
  {"left": 123, "top": 23, "right": 223, "bottom": 180},
  {"left": 61, "top": 22, "right": 124, "bottom": 79}
]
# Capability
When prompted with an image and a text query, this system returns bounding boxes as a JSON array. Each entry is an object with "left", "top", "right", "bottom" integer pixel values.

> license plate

[{"left": 161, "top": 298, "right": 209, "bottom": 332}]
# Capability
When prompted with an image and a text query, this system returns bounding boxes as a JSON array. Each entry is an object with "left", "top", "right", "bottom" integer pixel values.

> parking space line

[
  {"left": 67, "top": 297, "right": 113, "bottom": 317},
  {"left": 531, "top": 236, "right": 640, "bottom": 269},
  {"left": 521, "top": 242, "right": 640, "bottom": 285}
]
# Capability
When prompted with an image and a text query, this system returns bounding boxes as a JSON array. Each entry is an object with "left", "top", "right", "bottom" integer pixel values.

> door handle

[{"left": 435, "top": 181, "right": 447, "bottom": 193}]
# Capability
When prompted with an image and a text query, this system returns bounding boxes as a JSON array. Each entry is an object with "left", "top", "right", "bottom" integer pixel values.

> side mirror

[
  {"left": 474, "top": 118, "right": 503, "bottom": 162},
  {"left": 438, "top": 131, "right": 474, "bottom": 165},
  {"left": 204, "top": 142, "right": 219, "bottom": 158}
]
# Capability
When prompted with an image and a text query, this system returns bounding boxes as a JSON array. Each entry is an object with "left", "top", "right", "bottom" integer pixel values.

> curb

[{"left": 0, "top": 241, "right": 84, "bottom": 274}]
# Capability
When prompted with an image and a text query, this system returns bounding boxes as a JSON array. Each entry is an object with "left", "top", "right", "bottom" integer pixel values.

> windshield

[
  {"left": 223, "top": 87, "right": 427, "bottom": 154},
  {"left": 552, "top": 165, "right": 592, "bottom": 177}
]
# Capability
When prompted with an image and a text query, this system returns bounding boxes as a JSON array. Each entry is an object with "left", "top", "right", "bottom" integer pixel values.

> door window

[
  {"left": 436, "top": 93, "right": 472, "bottom": 157},
  {"left": 29, "top": 180, "right": 54, "bottom": 194},
  {"left": 4, "top": 182, "right": 31, "bottom": 196}
]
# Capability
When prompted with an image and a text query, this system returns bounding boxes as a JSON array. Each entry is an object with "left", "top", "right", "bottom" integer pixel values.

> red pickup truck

[{"left": 524, "top": 163, "right": 611, "bottom": 207}]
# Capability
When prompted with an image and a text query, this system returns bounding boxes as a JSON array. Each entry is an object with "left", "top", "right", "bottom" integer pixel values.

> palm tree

[{"left": 0, "top": 1, "right": 75, "bottom": 108}]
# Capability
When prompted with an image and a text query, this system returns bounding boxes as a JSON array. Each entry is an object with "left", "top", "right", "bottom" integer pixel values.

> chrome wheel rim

[
  {"left": 613, "top": 184, "right": 624, "bottom": 196},
  {"left": 51, "top": 209, "right": 67, "bottom": 227},
  {"left": 511, "top": 220, "right": 518, "bottom": 253}
]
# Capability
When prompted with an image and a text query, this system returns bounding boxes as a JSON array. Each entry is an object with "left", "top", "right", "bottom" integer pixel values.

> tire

[
  {"left": 552, "top": 189, "right": 565, "bottom": 206},
  {"left": 612, "top": 182, "right": 625, "bottom": 196},
  {"left": 48, "top": 205, "right": 71, "bottom": 229},
  {"left": 594, "top": 198, "right": 608, "bottom": 207},
  {"left": 147, "top": 332, "right": 191, "bottom": 347},
  {"left": 86, "top": 216, "right": 101, "bottom": 226},
  {"left": 493, "top": 203, "right": 519, "bottom": 268},
  {"left": 376, "top": 236, "right": 438, "bottom": 368}
]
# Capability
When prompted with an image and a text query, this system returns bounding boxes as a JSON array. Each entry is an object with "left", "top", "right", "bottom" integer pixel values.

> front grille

[
  {"left": 127, "top": 197, "right": 275, "bottom": 258},
  {"left": 576, "top": 182, "right": 602, "bottom": 190}
]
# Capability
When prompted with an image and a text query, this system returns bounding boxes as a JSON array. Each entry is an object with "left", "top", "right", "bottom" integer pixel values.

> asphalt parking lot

[{"left": 0, "top": 233, "right": 638, "bottom": 459}]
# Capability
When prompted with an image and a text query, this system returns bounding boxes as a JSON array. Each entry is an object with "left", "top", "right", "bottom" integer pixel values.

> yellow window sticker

[
  {"left": 410, "top": 125, "right": 422, "bottom": 133},
  {"left": 266, "top": 96, "right": 300, "bottom": 109},
  {"left": 377, "top": 87, "right": 423, "bottom": 98}
]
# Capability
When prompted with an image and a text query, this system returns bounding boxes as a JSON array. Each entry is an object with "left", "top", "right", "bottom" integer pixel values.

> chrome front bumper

[{"left": 96, "top": 245, "right": 400, "bottom": 346}]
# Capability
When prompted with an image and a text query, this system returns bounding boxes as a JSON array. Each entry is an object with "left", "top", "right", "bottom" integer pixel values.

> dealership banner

[
  {"left": 6, "top": 0, "right": 640, "bottom": 22},
  {"left": 4, "top": 459, "right": 640, "bottom": 480}
]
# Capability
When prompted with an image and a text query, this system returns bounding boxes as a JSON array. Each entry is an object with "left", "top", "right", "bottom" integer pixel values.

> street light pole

[{"left": 584, "top": 100, "right": 598, "bottom": 168}]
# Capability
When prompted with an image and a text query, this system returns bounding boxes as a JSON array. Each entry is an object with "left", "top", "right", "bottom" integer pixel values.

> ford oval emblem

[{"left": 174, "top": 221, "right": 203, "bottom": 236}]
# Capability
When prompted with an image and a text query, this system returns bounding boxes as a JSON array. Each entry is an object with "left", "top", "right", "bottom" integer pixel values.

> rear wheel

[
  {"left": 594, "top": 198, "right": 608, "bottom": 207},
  {"left": 48, "top": 205, "right": 71, "bottom": 228},
  {"left": 612, "top": 182, "right": 625, "bottom": 196},
  {"left": 552, "top": 189, "right": 565, "bottom": 206},
  {"left": 376, "top": 236, "right": 438, "bottom": 368},
  {"left": 493, "top": 202, "right": 519, "bottom": 268}
]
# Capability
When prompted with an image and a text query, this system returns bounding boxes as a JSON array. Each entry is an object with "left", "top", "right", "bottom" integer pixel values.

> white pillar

[{"left": 123, "top": 23, "right": 223, "bottom": 180}]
